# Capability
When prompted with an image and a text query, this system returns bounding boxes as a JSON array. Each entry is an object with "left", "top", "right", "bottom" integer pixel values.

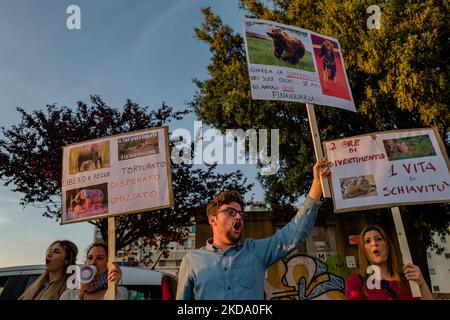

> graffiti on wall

[{"left": 265, "top": 254, "right": 345, "bottom": 300}]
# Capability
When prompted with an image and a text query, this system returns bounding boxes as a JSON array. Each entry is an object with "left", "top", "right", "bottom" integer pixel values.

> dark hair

[
  {"left": 86, "top": 242, "right": 108, "bottom": 258},
  {"left": 206, "top": 190, "right": 245, "bottom": 218}
]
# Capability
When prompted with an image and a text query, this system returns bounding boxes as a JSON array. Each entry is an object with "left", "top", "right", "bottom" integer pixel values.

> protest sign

[
  {"left": 243, "top": 18, "right": 355, "bottom": 111},
  {"left": 324, "top": 128, "right": 450, "bottom": 212},
  {"left": 61, "top": 127, "right": 173, "bottom": 224}
]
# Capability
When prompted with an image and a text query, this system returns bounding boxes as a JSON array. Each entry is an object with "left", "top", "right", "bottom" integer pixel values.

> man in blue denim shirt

[{"left": 176, "top": 160, "right": 330, "bottom": 300}]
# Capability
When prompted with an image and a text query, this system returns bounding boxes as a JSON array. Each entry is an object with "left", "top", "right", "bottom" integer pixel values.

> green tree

[
  {"left": 191, "top": 1, "right": 449, "bottom": 285},
  {"left": 0, "top": 95, "right": 252, "bottom": 251}
]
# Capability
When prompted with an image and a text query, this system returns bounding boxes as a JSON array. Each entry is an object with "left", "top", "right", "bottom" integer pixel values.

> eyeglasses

[
  {"left": 216, "top": 207, "right": 247, "bottom": 220},
  {"left": 380, "top": 280, "right": 399, "bottom": 300}
]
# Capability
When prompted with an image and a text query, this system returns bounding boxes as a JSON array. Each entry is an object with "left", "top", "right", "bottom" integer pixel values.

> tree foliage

[
  {"left": 190, "top": 0, "right": 449, "bottom": 279},
  {"left": 0, "top": 95, "right": 252, "bottom": 251}
]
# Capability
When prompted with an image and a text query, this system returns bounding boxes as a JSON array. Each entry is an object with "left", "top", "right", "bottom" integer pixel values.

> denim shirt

[{"left": 176, "top": 196, "right": 322, "bottom": 300}]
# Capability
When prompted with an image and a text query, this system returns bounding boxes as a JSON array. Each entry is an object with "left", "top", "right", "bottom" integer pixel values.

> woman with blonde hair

[
  {"left": 19, "top": 240, "right": 78, "bottom": 300},
  {"left": 345, "top": 225, "right": 433, "bottom": 300}
]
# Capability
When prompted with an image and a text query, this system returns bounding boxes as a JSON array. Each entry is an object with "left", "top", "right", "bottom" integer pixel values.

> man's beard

[{"left": 225, "top": 230, "right": 240, "bottom": 244}]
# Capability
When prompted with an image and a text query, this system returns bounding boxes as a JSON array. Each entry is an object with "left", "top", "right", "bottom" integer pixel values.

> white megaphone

[{"left": 79, "top": 265, "right": 97, "bottom": 284}]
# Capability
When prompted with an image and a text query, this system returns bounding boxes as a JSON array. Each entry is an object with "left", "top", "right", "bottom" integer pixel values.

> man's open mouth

[{"left": 233, "top": 222, "right": 241, "bottom": 231}]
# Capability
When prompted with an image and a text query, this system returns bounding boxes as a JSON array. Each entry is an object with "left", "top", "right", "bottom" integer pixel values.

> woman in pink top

[{"left": 345, "top": 225, "right": 433, "bottom": 300}]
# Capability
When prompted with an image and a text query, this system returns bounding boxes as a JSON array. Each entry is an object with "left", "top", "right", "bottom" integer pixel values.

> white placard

[
  {"left": 324, "top": 128, "right": 450, "bottom": 212},
  {"left": 243, "top": 18, "right": 355, "bottom": 111},
  {"left": 61, "top": 127, "right": 174, "bottom": 224}
]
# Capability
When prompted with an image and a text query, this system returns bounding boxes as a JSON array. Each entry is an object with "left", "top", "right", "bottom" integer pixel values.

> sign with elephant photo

[
  {"left": 61, "top": 127, "right": 174, "bottom": 224},
  {"left": 243, "top": 18, "right": 355, "bottom": 111},
  {"left": 323, "top": 128, "right": 450, "bottom": 213}
]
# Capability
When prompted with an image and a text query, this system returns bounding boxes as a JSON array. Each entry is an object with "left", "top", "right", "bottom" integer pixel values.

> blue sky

[{"left": 0, "top": 0, "right": 266, "bottom": 267}]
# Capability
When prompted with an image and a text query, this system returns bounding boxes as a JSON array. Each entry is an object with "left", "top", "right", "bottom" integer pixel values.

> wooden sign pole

[
  {"left": 306, "top": 103, "right": 331, "bottom": 198},
  {"left": 105, "top": 217, "right": 116, "bottom": 300},
  {"left": 391, "top": 206, "right": 421, "bottom": 297}
]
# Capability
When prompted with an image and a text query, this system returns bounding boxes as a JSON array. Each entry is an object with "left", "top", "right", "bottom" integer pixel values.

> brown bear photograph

[
  {"left": 244, "top": 21, "right": 315, "bottom": 72},
  {"left": 266, "top": 27, "right": 306, "bottom": 65},
  {"left": 319, "top": 40, "right": 337, "bottom": 90},
  {"left": 311, "top": 34, "right": 352, "bottom": 100}
]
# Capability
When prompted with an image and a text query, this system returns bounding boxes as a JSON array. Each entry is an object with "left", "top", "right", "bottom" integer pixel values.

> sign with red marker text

[
  {"left": 243, "top": 18, "right": 355, "bottom": 111},
  {"left": 324, "top": 128, "right": 450, "bottom": 213},
  {"left": 61, "top": 127, "right": 174, "bottom": 224}
]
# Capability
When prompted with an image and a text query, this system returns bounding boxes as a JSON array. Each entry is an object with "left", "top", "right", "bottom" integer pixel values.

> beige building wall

[{"left": 427, "top": 230, "right": 450, "bottom": 298}]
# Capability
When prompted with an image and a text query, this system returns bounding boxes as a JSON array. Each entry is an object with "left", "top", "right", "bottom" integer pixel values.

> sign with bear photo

[
  {"left": 61, "top": 127, "right": 174, "bottom": 224},
  {"left": 324, "top": 128, "right": 450, "bottom": 212},
  {"left": 243, "top": 18, "right": 355, "bottom": 111}
]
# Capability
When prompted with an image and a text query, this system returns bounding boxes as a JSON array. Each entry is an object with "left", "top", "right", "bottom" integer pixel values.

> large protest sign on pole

[
  {"left": 61, "top": 126, "right": 174, "bottom": 224},
  {"left": 243, "top": 18, "right": 355, "bottom": 112},
  {"left": 242, "top": 18, "right": 356, "bottom": 197},
  {"left": 324, "top": 128, "right": 450, "bottom": 213},
  {"left": 61, "top": 126, "right": 173, "bottom": 299},
  {"left": 325, "top": 128, "right": 449, "bottom": 297}
]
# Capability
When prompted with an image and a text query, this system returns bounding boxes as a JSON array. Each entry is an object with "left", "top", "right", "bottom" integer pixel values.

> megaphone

[{"left": 79, "top": 265, "right": 97, "bottom": 283}]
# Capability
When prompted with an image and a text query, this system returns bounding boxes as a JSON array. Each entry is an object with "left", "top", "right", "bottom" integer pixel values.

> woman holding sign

[
  {"left": 345, "top": 225, "right": 433, "bottom": 300},
  {"left": 60, "top": 242, "right": 128, "bottom": 300},
  {"left": 19, "top": 240, "right": 78, "bottom": 300}
]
